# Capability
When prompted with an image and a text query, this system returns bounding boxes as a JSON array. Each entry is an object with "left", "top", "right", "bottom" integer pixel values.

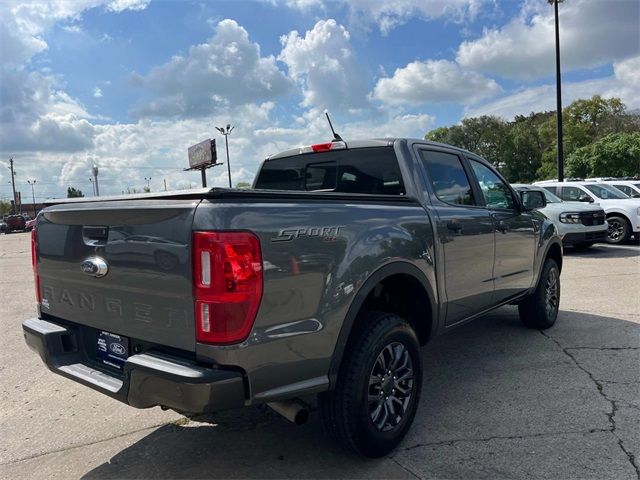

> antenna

[{"left": 324, "top": 110, "right": 344, "bottom": 142}]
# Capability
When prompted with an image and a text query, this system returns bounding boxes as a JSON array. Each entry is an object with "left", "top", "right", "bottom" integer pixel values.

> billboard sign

[{"left": 188, "top": 139, "right": 217, "bottom": 169}]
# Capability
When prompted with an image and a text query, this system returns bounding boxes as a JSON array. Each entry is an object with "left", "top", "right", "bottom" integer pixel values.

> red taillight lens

[
  {"left": 31, "top": 228, "right": 41, "bottom": 304},
  {"left": 193, "top": 231, "right": 263, "bottom": 344},
  {"left": 311, "top": 142, "right": 333, "bottom": 152}
]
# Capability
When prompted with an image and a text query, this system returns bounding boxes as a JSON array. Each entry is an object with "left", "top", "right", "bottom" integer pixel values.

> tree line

[{"left": 425, "top": 95, "right": 640, "bottom": 183}]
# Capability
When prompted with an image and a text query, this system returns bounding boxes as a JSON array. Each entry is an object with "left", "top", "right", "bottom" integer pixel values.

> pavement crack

[
  {"left": 389, "top": 456, "right": 422, "bottom": 479},
  {"left": 539, "top": 330, "right": 640, "bottom": 479},
  {"left": 565, "top": 347, "right": 640, "bottom": 351},
  {"left": 399, "top": 429, "right": 611, "bottom": 452},
  {"left": 0, "top": 422, "right": 174, "bottom": 466}
]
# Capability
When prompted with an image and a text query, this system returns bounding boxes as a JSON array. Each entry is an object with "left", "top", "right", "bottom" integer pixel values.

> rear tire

[
  {"left": 319, "top": 312, "right": 422, "bottom": 457},
  {"left": 606, "top": 216, "right": 630, "bottom": 244},
  {"left": 571, "top": 242, "right": 594, "bottom": 251},
  {"left": 518, "top": 258, "right": 560, "bottom": 329}
]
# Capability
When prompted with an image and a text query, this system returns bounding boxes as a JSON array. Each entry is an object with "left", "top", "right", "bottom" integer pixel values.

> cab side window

[
  {"left": 419, "top": 150, "right": 475, "bottom": 206},
  {"left": 560, "top": 186, "right": 584, "bottom": 201},
  {"left": 469, "top": 160, "right": 515, "bottom": 209}
]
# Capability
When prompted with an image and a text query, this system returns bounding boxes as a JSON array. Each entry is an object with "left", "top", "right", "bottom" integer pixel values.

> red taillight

[
  {"left": 311, "top": 142, "right": 333, "bottom": 152},
  {"left": 31, "top": 228, "right": 41, "bottom": 304},
  {"left": 192, "top": 231, "right": 263, "bottom": 344}
]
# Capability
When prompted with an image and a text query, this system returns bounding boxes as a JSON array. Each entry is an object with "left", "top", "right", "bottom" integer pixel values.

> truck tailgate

[{"left": 36, "top": 199, "right": 198, "bottom": 352}]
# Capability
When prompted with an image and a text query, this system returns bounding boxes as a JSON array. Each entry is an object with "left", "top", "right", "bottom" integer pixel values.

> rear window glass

[{"left": 254, "top": 147, "right": 405, "bottom": 195}]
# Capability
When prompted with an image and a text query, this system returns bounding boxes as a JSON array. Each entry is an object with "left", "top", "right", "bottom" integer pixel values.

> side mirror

[
  {"left": 578, "top": 194, "right": 593, "bottom": 203},
  {"left": 520, "top": 190, "right": 546, "bottom": 211}
]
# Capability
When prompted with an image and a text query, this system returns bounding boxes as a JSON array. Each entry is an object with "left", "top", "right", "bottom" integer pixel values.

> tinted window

[
  {"left": 584, "top": 184, "right": 627, "bottom": 199},
  {"left": 560, "top": 186, "right": 587, "bottom": 201},
  {"left": 611, "top": 184, "right": 633, "bottom": 197},
  {"left": 541, "top": 186, "right": 559, "bottom": 197},
  {"left": 541, "top": 189, "right": 562, "bottom": 203},
  {"left": 255, "top": 148, "right": 405, "bottom": 195},
  {"left": 469, "top": 160, "right": 515, "bottom": 209},
  {"left": 420, "top": 150, "right": 475, "bottom": 205}
]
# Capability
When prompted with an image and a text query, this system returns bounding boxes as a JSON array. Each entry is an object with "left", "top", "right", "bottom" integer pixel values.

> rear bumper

[
  {"left": 562, "top": 230, "right": 607, "bottom": 245},
  {"left": 22, "top": 317, "right": 246, "bottom": 413}
]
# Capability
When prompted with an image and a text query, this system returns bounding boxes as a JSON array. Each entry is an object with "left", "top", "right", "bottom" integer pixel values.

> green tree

[
  {"left": 425, "top": 116, "right": 508, "bottom": 166},
  {"left": 566, "top": 132, "right": 640, "bottom": 178},
  {"left": 0, "top": 200, "right": 12, "bottom": 216},
  {"left": 66, "top": 187, "right": 84, "bottom": 198},
  {"left": 235, "top": 181, "right": 251, "bottom": 189},
  {"left": 538, "top": 96, "right": 639, "bottom": 178}
]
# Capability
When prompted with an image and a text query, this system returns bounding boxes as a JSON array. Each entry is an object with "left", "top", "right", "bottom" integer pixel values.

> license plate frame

[{"left": 96, "top": 330, "right": 129, "bottom": 371}]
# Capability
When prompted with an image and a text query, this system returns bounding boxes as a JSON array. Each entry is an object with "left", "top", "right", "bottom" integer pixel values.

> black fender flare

[{"left": 327, "top": 261, "right": 437, "bottom": 388}]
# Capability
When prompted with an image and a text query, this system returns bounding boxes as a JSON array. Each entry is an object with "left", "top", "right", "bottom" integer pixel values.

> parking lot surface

[{"left": 1, "top": 232, "right": 638, "bottom": 479}]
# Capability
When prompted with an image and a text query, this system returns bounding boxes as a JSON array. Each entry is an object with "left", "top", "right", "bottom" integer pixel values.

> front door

[
  {"left": 418, "top": 149, "right": 496, "bottom": 325},
  {"left": 468, "top": 159, "right": 536, "bottom": 302}
]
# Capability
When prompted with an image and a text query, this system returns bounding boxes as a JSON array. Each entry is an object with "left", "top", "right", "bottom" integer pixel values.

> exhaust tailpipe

[{"left": 267, "top": 400, "right": 309, "bottom": 425}]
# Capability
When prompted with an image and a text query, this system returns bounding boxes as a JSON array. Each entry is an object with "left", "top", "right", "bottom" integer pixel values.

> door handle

[{"left": 446, "top": 221, "right": 462, "bottom": 233}]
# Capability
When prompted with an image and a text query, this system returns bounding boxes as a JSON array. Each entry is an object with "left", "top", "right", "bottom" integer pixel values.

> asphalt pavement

[{"left": 1, "top": 232, "right": 638, "bottom": 479}]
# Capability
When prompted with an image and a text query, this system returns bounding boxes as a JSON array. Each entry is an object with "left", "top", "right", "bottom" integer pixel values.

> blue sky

[{"left": 1, "top": 0, "right": 638, "bottom": 201}]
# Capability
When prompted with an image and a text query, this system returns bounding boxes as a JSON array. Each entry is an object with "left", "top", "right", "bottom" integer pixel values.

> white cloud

[
  {"left": 279, "top": 19, "right": 369, "bottom": 111},
  {"left": 465, "top": 56, "right": 640, "bottom": 119},
  {"left": 284, "top": 0, "right": 487, "bottom": 35},
  {"left": 372, "top": 59, "right": 501, "bottom": 105},
  {"left": 457, "top": 0, "right": 639, "bottom": 79},
  {"left": 129, "top": 19, "right": 292, "bottom": 118},
  {"left": 0, "top": 0, "right": 151, "bottom": 156},
  {"left": 93, "top": 87, "right": 103, "bottom": 98}
]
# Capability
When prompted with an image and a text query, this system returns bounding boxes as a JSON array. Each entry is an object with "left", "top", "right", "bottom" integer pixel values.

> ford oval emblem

[
  {"left": 110, "top": 343, "right": 126, "bottom": 355},
  {"left": 80, "top": 256, "right": 109, "bottom": 278}
]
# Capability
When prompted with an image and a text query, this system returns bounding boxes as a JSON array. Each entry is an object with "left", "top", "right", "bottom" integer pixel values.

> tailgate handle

[{"left": 83, "top": 226, "right": 109, "bottom": 244}]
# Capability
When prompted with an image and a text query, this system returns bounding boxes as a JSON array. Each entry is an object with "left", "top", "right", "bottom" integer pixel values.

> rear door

[
  {"left": 467, "top": 158, "right": 536, "bottom": 302},
  {"left": 416, "top": 147, "right": 495, "bottom": 325},
  {"left": 36, "top": 199, "right": 198, "bottom": 352}
]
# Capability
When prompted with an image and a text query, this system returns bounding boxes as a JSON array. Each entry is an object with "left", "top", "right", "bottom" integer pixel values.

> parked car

[
  {"left": 512, "top": 184, "right": 607, "bottom": 250},
  {"left": 23, "top": 138, "right": 562, "bottom": 457},
  {"left": 0, "top": 220, "right": 8, "bottom": 234},
  {"left": 533, "top": 181, "right": 640, "bottom": 244},
  {"left": 5, "top": 215, "right": 26, "bottom": 233}
]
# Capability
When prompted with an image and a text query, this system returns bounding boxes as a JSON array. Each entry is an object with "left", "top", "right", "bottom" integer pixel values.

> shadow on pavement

[{"left": 83, "top": 308, "right": 639, "bottom": 479}]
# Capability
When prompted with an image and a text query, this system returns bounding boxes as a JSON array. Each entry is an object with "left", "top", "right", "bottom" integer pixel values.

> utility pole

[
  {"left": 216, "top": 124, "right": 234, "bottom": 188},
  {"left": 27, "top": 180, "right": 37, "bottom": 217},
  {"left": 92, "top": 164, "right": 100, "bottom": 196},
  {"left": 8, "top": 158, "right": 17, "bottom": 214},
  {"left": 164, "top": 179, "right": 167, "bottom": 191},
  {"left": 549, "top": 0, "right": 564, "bottom": 182}
]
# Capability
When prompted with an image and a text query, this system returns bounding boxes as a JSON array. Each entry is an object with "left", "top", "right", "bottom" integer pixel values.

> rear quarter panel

[{"left": 193, "top": 199, "right": 436, "bottom": 402}]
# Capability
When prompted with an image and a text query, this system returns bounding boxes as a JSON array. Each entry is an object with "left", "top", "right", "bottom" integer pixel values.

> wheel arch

[{"left": 327, "top": 261, "right": 437, "bottom": 388}]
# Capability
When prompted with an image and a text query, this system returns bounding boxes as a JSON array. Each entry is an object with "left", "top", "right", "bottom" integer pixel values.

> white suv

[
  {"left": 533, "top": 181, "right": 640, "bottom": 244},
  {"left": 513, "top": 185, "right": 607, "bottom": 250}
]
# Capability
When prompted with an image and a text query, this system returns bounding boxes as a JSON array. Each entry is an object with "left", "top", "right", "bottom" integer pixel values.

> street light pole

[
  {"left": 92, "top": 164, "right": 100, "bottom": 196},
  {"left": 89, "top": 178, "right": 95, "bottom": 196},
  {"left": 216, "top": 124, "right": 234, "bottom": 188},
  {"left": 8, "top": 158, "right": 17, "bottom": 214},
  {"left": 549, "top": 0, "right": 564, "bottom": 182},
  {"left": 27, "top": 180, "right": 37, "bottom": 217}
]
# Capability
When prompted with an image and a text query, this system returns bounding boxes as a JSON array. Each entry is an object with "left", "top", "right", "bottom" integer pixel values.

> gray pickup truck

[{"left": 23, "top": 138, "right": 562, "bottom": 457}]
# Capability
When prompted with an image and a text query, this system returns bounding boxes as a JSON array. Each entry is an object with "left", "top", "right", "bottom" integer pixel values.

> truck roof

[{"left": 265, "top": 138, "right": 476, "bottom": 161}]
